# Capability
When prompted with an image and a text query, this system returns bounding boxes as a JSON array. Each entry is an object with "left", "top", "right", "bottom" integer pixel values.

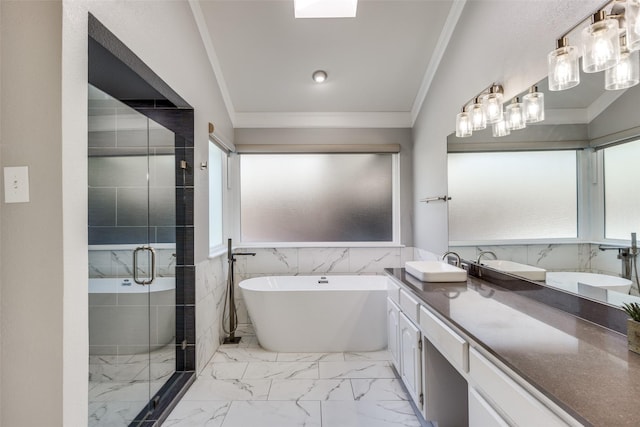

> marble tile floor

[
  {"left": 163, "top": 330, "right": 429, "bottom": 427},
  {"left": 89, "top": 344, "right": 176, "bottom": 426}
]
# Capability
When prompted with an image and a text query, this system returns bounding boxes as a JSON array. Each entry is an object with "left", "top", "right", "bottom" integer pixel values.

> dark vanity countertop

[{"left": 386, "top": 268, "right": 640, "bottom": 427}]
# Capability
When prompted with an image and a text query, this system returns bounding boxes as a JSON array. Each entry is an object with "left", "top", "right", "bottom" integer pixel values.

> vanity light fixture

[
  {"left": 523, "top": 86, "right": 545, "bottom": 123},
  {"left": 470, "top": 98, "right": 487, "bottom": 131},
  {"left": 548, "top": 37, "right": 581, "bottom": 91},
  {"left": 312, "top": 70, "right": 327, "bottom": 83},
  {"left": 605, "top": 34, "right": 640, "bottom": 89},
  {"left": 626, "top": 0, "right": 640, "bottom": 51},
  {"left": 582, "top": 10, "right": 621, "bottom": 73},
  {"left": 455, "top": 107, "right": 473, "bottom": 138},
  {"left": 505, "top": 97, "right": 526, "bottom": 131}
]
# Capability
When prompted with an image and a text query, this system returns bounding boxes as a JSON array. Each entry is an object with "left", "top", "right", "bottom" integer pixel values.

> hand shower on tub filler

[{"left": 223, "top": 238, "right": 256, "bottom": 344}]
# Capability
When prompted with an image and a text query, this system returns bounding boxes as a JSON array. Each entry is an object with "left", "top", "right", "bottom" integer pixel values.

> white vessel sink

[
  {"left": 405, "top": 261, "right": 468, "bottom": 282},
  {"left": 480, "top": 260, "right": 546, "bottom": 281}
]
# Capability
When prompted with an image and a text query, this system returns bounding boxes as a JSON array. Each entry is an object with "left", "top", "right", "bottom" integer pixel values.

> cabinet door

[
  {"left": 387, "top": 298, "right": 401, "bottom": 371},
  {"left": 399, "top": 312, "right": 422, "bottom": 408},
  {"left": 469, "top": 387, "right": 509, "bottom": 427}
]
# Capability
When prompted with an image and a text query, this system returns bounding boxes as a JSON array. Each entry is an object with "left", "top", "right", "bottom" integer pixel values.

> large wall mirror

[{"left": 447, "top": 70, "right": 640, "bottom": 309}]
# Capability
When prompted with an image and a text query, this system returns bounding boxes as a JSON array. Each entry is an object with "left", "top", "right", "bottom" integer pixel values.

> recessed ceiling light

[
  {"left": 294, "top": 0, "right": 357, "bottom": 19},
  {"left": 312, "top": 70, "right": 328, "bottom": 83}
]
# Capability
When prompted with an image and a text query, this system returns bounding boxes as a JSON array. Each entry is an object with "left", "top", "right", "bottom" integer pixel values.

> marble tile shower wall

[
  {"left": 450, "top": 243, "right": 639, "bottom": 294},
  {"left": 88, "top": 249, "right": 177, "bottom": 278}
]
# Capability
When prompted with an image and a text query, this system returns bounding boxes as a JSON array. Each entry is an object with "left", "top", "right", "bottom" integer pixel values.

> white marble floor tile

[
  {"left": 212, "top": 347, "right": 278, "bottom": 362},
  {"left": 319, "top": 361, "right": 396, "bottom": 379},
  {"left": 268, "top": 379, "right": 354, "bottom": 401},
  {"left": 221, "top": 401, "right": 321, "bottom": 427},
  {"left": 237, "top": 335, "right": 260, "bottom": 348},
  {"left": 162, "top": 401, "right": 231, "bottom": 427},
  {"left": 344, "top": 350, "right": 391, "bottom": 361},
  {"left": 200, "top": 362, "right": 248, "bottom": 380},
  {"left": 242, "top": 362, "right": 319, "bottom": 379},
  {"left": 276, "top": 352, "right": 345, "bottom": 362},
  {"left": 88, "top": 401, "right": 145, "bottom": 427},
  {"left": 351, "top": 379, "right": 409, "bottom": 401},
  {"left": 182, "top": 379, "right": 271, "bottom": 401},
  {"left": 321, "top": 401, "right": 422, "bottom": 427},
  {"left": 88, "top": 382, "right": 149, "bottom": 402}
]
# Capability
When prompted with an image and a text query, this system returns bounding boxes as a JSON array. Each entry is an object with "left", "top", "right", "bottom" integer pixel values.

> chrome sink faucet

[
  {"left": 477, "top": 250, "right": 497, "bottom": 265},
  {"left": 442, "top": 251, "right": 461, "bottom": 267}
]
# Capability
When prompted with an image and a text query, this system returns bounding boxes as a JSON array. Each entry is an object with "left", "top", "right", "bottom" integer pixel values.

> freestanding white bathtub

[
  {"left": 545, "top": 272, "right": 632, "bottom": 295},
  {"left": 239, "top": 275, "right": 388, "bottom": 352}
]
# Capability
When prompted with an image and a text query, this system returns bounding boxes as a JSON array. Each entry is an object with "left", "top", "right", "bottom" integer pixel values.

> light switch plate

[{"left": 4, "top": 166, "right": 30, "bottom": 203}]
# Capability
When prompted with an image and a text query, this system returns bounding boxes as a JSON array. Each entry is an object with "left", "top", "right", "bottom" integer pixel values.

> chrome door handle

[{"left": 133, "top": 246, "right": 156, "bottom": 285}]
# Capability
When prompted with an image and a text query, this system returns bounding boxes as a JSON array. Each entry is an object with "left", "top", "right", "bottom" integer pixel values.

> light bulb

[
  {"left": 523, "top": 87, "right": 544, "bottom": 123},
  {"left": 548, "top": 39, "right": 580, "bottom": 91},
  {"left": 312, "top": 70, "right": 327, "bottom": 83},
  {"left": 492, "top": 119, "right": 510, "bottom": 137},
  {"left": 506, "top": 97, "right": 526, "bottom": 131},
  {"left": 480, "top": 86, "right": 504, "bottom": 124},
  {"left": 455, "top": 110, "right": 473, "bottom": 138},
  {"left": 605, "top": 43, "right": 640, "bottom": 90},
  {"left": 582, "top": 12, "right": 620, "bottom": 73},
  {"left": 470, "top": 100, "right": 486, "bottom": 131}
]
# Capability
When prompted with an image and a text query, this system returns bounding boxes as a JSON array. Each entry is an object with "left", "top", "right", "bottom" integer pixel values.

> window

[
  {"left": 448, "top": 151, "right": 578, "bottom": 242},
  {"left": 209, "top": 141, "right": 225, "bottom": 251},
  {"left": 239, "top": 153, "right": 395, "bottom": 243},
  {"left": 604, "top": 140, "right": 640, "bottom": 240}
]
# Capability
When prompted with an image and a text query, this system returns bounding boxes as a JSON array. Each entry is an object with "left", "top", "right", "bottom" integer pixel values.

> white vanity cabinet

[
  {"left": 387, "top": 298, "right": 401, "bottom": 370},
  {"left": 468, "top": 387, "right": 509, "bottom": 427},
  {"left": 399, "top": 311, "right": 423, "bottom": 408}
]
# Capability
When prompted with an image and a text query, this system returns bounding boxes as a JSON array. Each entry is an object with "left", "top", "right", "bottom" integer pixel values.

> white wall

[
  {"left": 1, "top": 0, "right": 233, "bottom": 425},
  {"left": 412, "top": 0, "right": 603, "bottom": 253}
]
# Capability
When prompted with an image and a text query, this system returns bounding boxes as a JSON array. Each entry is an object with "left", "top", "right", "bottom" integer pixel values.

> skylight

[{"left": 294, "top": 0, "right": 358, "bottom": 18}]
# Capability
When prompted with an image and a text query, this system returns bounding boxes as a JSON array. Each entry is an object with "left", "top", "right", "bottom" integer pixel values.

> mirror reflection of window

[
  {"left": 448, "top": 151, "right": 578, "bottom": 242},
  {"left": 604, "top": 139, "right": 640, "bottom": 239}
]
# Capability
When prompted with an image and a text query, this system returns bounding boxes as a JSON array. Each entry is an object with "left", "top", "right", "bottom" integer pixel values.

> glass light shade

[
  {"left": 455, "top": 111, "right": 473, "bottom": 137},
  {"left": 523, "top": 91, "right": 545, "bottom": 123},
  {"left": 605, "top": 49, "right": 640, "bottom": 90},
  {"left": 505, "top": 99, "right": 526, "bottom": 131},
  {"left": 626, "top": 0, "right": 640, "bottom": 52},
  {"left": 492, "top": 119, "right": 510, "bottom": 137},
  {"left": 480, "top": 93, "right": 504, "bottom": 124},
  {"left": 548, "top": 45, "right": 580, "bottom": 91},
  {"left": 582, "top": 17, "right": 620, "bottom": 73},
  {"left": 470, "top": 102, "right": 486, "bottom": 130}
]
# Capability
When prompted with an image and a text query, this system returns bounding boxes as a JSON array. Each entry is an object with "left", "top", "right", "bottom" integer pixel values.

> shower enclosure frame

[{"left": 88, "top": 14, "right": 196, "bottom": 426}]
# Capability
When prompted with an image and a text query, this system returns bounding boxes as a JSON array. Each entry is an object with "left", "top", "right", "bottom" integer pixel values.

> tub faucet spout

[{"left": 477, "top": 250, "right": 498, "bottom": 264}]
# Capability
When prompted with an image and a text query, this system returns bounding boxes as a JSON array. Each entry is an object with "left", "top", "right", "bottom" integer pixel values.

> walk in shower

[{"left": 88, "top": 14, "right": 196, "bottom": 426}]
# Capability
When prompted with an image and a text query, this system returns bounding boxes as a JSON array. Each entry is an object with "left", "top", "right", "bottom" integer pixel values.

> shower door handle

[{"left": 133, "top": 246, "right": 156, "bottom": 285}]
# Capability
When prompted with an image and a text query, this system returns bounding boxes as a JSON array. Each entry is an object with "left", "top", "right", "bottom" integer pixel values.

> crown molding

[{"left": 233, "top": 112, "right": 413, "bottom": 128}]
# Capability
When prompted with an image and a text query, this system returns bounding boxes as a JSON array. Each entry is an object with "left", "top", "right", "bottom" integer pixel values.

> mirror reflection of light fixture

[
  {"left": 295, "top": 0, "right": 358, "bottom": 18},
  {"left": 582, "top": 10, "right": 621, "bottom": 73},
  {"left": 470, "top": 98, "right": 487, "bottom": 131},
  {"left": 480, "top": 85, "right": 504, "bottom": 124},
  {"left": 523, "top": 86, "right": 545, "bottom": 123},
  {"left": 492, "top": 118, "right": 511, "bottom": 138},
  {"left": 605, "top": 34, "right": 640, "bottom": 90},
  {"left": 548, "top": 37, "right": 580, "bottom": 91},
  {"left": 312, "top": 70, "right": 327, "bottom": 83},
  {"left": 505, "top": 97, "right": 526, "bottom": 131},
  {"left": 627, "top": 0, "right": 640, "bottom": 51},
  {"left": 455, "top": 107, "right": 473, "bottom": 138}
]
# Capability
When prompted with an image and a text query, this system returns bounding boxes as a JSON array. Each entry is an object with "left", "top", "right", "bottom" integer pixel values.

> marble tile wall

[{"left": 88, "top": 248, "right": 177, "bottom": 278}]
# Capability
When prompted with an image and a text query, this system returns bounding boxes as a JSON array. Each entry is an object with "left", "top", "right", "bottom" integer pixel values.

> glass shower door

[{"left": 88, "top": 85, "right": 176, "bottom": 425}]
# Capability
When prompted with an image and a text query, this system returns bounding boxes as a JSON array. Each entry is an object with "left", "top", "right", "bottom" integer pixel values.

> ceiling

[{"left": 191, "top": 0, "right": 461, "bottom": 128}]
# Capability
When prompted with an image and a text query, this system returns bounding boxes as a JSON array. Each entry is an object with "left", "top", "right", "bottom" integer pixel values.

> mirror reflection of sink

[
  {"left": 405, "top": 261, "right": 468, "bottom": 282},
  {"left": 480, "top": 260, "right": 546, "bottom": 281}
]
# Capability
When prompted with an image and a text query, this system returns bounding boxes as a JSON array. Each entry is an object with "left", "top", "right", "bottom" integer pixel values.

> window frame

[
  {"left": 208, "top": 139, "right": 228, "bottom": 257},
  {"left": 232, "top": 152, "right": 401, "bottom": 247}
]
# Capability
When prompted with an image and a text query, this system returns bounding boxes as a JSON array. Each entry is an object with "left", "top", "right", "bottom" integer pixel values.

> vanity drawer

[
  {"left": 387, "top": 279, "right": 400, "bottom": 304},
  {"left": 419, "top": 306, "right": 468, "bottom": 373},
  {"left": 399, "top": 289, "right": 420, "bottom": 324},
  {"left": 469, "top": 348, "right": 568, "bottom": 427}
]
